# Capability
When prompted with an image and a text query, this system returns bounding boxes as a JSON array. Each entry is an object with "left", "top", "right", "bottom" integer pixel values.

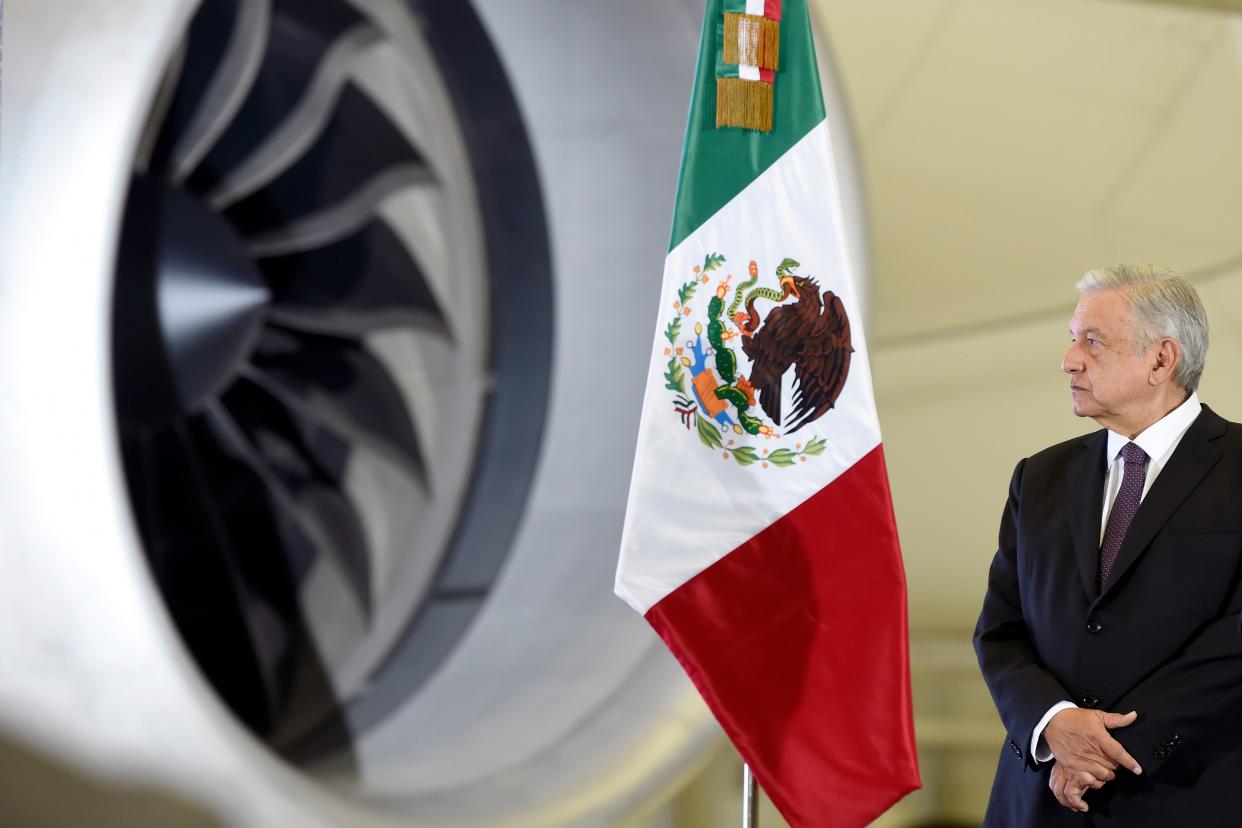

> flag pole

[{"left": 742, "top": 763, "right": 760, "bottom": 827}]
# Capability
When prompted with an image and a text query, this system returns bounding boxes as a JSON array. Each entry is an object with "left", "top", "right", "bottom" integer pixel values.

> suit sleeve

[
  {"left": 1108, "top": 586, "right": 1242, "bottom": 776},
  {"left": 974, "top": 458, "right": 1075, "bottom": 770}
]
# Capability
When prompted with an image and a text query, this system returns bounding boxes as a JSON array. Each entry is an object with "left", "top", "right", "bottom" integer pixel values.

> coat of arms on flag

[
  {"left": 661, "top": 251, "right": 851, "bottom": 468},
  {"left": 616, "top": 0, "right": 921, "bottom": 825}
]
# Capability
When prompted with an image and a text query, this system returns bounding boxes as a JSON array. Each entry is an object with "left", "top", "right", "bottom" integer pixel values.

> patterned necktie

[{"left": 1099, "top": 441, "right": 1149, "bottom": 590}]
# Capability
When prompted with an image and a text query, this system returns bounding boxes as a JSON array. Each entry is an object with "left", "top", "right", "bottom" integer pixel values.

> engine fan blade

[
  {"left": 207, "top": 25, "right": 384, "bottom": 210},
  {"left": 120, "top": 421, "right": 287, "bottom": 734},
  {"left": 184, "top": 0, "right": 368, "bottom": 198},
  {"left": 205, "top": 395, "right": 372, "bottom": 616},
  {"left": 134, "top": 37, "right": 188, "bottom": 175},
  {"left": 147, "top": 0, "right": 248, "bottom": 177},
  {"left": 222, "top": 83, "right": 430, "bottom": 235},
  {"left": 245, "top": 165, "right": 434, "bottom": 258},
  {"left": 259, "top": 218, "right": 450, "bottom": 339},
  {"left": 247, "top": 327, "right": 429, "bottom": 490},
  {"left": 169, "top": 0, "right": 272, "bottom": 185}
]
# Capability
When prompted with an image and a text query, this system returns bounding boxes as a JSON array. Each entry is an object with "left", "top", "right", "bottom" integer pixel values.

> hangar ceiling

[{"left": 815, "top": 0, "right": 1242, "bottom": 346}]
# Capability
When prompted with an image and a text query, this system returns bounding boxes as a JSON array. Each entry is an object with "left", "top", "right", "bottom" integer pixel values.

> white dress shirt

[{"left": 1031, "top": 392, "right": 1203, "bottom": 763}]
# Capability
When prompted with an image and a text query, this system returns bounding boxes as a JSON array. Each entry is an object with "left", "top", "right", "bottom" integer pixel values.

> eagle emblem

[{"left": 661, "top": 252, "right": 853, "bottom": 468}]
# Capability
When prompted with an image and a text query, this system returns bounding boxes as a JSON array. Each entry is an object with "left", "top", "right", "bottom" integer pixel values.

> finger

[
  {"left": 1079, "top": 759, "right": 1116, "bottom": 782},
  {"left": 1059, "top": 753, "right": 1117, "bottom": 774},
  {"left": 1065, "top": 785, "right": 1090, "bottom": 813},
  {"left": 1101, "top": 710, "right": 1138, "bottom": 729},
  {"left": 1101, "top": 737, "right": 1143, "bottom": 775},
  {"left": 1077, "top": 752, "right": 1120, "bottom": 772},
  {"left": 1073, "top": 769, "right": 1105, "bottom": 790},
  {"left": 1054, "top": 773, "right": 1084, "bottom": 813},
  {"left": 1050, "top": 775, "right": 1070, "bottom": 809}
]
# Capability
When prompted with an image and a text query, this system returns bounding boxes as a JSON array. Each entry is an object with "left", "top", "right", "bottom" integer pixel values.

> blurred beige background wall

[{"left": 636, "top": 0, "right": 1242, "bottom": 824}]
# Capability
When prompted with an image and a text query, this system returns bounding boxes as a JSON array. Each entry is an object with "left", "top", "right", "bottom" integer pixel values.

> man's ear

[{"left": 1151, "top": 338, "right": 1181, "bottom": 386}]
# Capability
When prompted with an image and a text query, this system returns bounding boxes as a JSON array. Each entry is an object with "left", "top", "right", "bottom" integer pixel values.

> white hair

[{"left": 1077, "top": 264, "right": 1208, "bottom": 393}]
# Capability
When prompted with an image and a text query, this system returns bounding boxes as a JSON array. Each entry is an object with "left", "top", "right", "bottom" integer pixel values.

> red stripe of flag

[{"left": 645, "top": 445, "right": 920, "bottom": 827}]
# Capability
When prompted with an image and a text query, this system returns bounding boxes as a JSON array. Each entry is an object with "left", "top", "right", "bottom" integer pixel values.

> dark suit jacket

[{"left": 974, "top": 405, "right": 1242, "bottom": 827}]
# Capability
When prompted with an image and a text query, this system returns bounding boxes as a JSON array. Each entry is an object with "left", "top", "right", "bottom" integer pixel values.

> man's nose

[{"left": 1062, "top": 343, "right": 1081, "bottom": 375}]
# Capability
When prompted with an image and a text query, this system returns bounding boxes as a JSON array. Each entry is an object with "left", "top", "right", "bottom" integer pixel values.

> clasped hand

[{"left": 1045, "top": 708, "right": 1143, "bottom": 812}]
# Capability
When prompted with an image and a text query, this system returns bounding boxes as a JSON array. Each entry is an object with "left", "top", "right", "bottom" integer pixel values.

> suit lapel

[
  {"left": 1098, "top": 406, "right": 1226, "bottom": 599},
  {"left": 1068, "top": 430, "right": 1108, "bottom": 600}
]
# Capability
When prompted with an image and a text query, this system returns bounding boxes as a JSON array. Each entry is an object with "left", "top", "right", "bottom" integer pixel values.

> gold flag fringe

[
  {"left": 722, "top": 13, "right": 780, "bottom": 71},
  {"left": 716, "top": 78, "right": 773, "bottom": 132}
]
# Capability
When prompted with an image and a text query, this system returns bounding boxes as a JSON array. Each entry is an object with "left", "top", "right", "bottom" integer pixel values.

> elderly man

[{"left": 974, "top": 264, "right": 1242, "bottom": 826}]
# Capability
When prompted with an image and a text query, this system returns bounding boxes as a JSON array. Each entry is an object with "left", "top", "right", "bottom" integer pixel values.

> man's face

[{"left": 1062, "top": 290, "right": 1158, "bottom": 425}]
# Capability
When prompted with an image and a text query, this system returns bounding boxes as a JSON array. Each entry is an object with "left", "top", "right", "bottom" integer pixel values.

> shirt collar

[{"left": 1105, "top": 391, "right": 1202, "bottom": 465}]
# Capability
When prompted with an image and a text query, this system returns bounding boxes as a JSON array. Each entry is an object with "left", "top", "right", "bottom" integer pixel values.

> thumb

[{"left": 1101, "top": 710, "right": 1138, "bottom": 729}]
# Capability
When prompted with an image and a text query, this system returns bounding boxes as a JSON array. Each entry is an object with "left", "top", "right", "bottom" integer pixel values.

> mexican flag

[{"left": 614, "top": 1, "right": 921, "bottom": 825}]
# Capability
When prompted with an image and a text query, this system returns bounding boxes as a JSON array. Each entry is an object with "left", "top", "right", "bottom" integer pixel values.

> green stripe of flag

[{"left": 668, "top": 0, "right": 825, "bottom": 252}]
